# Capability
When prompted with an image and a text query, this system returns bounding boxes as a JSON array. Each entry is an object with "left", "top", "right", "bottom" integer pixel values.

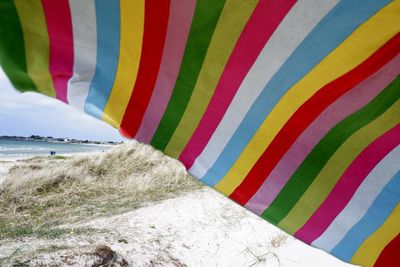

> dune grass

[{"left": 0, "top": 141, "right": 202, "bottom": 240}]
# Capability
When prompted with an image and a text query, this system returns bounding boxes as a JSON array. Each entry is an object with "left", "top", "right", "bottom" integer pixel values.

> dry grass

[{"left": 0, "top": 141, "right": 202, "bottom": 239}]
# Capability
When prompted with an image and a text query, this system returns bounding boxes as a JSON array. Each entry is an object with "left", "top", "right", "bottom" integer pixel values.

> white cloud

[{"left": 0, "top": 68, "right": 125, "bottom": 141}]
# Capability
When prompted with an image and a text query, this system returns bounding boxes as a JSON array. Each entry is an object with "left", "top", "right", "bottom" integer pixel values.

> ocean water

[{"left": 0, "top": 139, "right": 112, "bottom": 158}]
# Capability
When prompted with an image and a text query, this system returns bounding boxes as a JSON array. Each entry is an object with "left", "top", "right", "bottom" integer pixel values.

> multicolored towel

[{"left": 1, "top": 1, "right": 399, "bottom": 266}]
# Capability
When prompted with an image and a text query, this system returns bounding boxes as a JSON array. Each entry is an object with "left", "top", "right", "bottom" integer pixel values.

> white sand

[
  {"left": 0, "top": 158, "right": 19, "bottom": 185},
  {"left": 0, "top": 145, "right": 357, "bottom": 266},
  {"left": 1, "top": 187, "right": 356, "bottom": 267}
]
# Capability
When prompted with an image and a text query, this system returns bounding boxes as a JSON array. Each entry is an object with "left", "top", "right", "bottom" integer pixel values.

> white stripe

[
  {"left": 67, "top": 0, "right": 97, "bottom": 110},
  {"left": 312, "top": 146, "right": 400, "bottom": 251},
  {"left": 189, "top": 0, "right": 339, "bottom": 178}
]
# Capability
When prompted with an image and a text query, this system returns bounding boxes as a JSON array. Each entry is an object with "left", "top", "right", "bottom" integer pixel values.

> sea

[{"left": 0, "top": 139, "right": 113, "bottom": 159}]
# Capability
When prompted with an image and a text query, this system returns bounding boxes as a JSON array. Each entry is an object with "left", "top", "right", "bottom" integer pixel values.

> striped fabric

[{"left": 0, "top": 1, "right": 399, "bottom": 266}]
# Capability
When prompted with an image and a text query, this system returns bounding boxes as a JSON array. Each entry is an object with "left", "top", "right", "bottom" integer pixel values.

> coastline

[
  {"left": 0, "top": 141, "right": 114, "bottom": 162},
  {"left": 0, "top": 135, "right": 122, "bottom": 146},
  {"left": 0, "top": 149, "right": 104, "bottom": 161}
]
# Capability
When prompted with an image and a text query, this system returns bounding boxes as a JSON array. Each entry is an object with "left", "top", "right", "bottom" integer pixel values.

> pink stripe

[
  {"left": 179, "top": 0, "right": 296, "bottom": 168},
  {"left": 245, "top": 54, "right": 400, "bottom": 214},
  {"left": 295, "top": 125, "right": 400, "bottom": 244},
  {"left": 135, "top": 0, "right": 196, "bottom": 143},
  {"left": 42, "top": 0, "right": 74, "bottom": 103},
  {"left": 295, "top": 125, "right": 400, "bottom": 243}
]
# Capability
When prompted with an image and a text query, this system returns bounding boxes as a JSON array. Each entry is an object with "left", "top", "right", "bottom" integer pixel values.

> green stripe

[
  {"left": 261, "top": 76, "right": 400, "bottom": 225},
  {"left": 279, "top": 101, "right": 399, "bottom": 234},
  {"left": 151, "top": 0, "right": 226, "bottom": 151},
  {"left": 0, "top": 0, "right": 37, "bottom": 92}
]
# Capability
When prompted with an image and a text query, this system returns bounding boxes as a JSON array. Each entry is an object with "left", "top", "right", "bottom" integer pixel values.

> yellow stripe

[
  {"left": 103, "top": 0, "right": 144, "bottom": 128},
  {"left": 14, "top": 0, "right": 55, "bottom": 97},
  {"left": 351, "top": 204, "right": 400, "bottom": 266},
  {"left": 164, "top": 0, "right": 258, "bottom": 158},
  {"left": 215, "top": 2, "right": 400, "bottom": 194},
  {"left": 278, "top": 101, "right": 400, "bottom": 233}
]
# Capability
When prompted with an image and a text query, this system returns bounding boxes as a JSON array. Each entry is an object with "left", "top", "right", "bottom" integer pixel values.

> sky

[{"left": 0, "top": 68, "right": 125, "bottom": 141}]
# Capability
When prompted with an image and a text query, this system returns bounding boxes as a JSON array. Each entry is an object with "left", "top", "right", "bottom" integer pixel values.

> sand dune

[{"left": 0, "top": 141, "right": 354, "bottom": 266}]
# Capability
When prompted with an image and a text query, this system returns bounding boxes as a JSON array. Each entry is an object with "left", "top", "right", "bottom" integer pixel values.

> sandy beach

[{"left": 0, "top": 141, "right": 355, "bottom": 267}]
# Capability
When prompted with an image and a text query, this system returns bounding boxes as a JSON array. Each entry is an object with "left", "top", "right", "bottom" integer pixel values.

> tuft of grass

[
  {"left": 270, "top": 234, "right": 288, "bottom": 249},
  {"left": 0, "top": 246, "right": 24, "bottom": 267},
  {"left": 0, "top": 225, "right": 95, "bottom": 239},
  {"left": 52, "top": 155, "right": 68, "bottom": 160},
  {"left": 0, "top": 141, "right": 202, "bottom": 240}
]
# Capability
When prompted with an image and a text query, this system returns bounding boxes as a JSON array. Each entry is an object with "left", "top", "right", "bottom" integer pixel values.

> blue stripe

[
  {"left": 85, "top": 0, "right": 120, "bottom": 119},
  {"left": 201, "top": 0, "right": 391, "bottom": 186},
  {"left": 331, "top": 171, "right": 400, "bottom": 261}
]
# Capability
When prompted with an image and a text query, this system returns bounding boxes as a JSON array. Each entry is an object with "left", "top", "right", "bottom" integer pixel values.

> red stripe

[
  {"left": 295, "top": 125, "right": 400, "bottom": 243},
  {"left": 229, "top": 33, "right": 400, "bottom": 206},
  {"left": 374, "top": 234, "right": 400, "bottom": 267},
  {"left": 42, "top": 0, "right": 74, "bottom": 103},
  {"left": 178, "top": 0, "right": 297, "bottom": 168},
  {"left": 119, "top": 0, "right": 170, "bottom": 138}
]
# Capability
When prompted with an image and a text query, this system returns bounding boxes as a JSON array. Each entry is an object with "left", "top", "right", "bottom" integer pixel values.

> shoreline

[
  {"left": 0, "top": 150, "right": 103, "bottom": 161},
  {"left": 0, "top": 136, "right": 122, "bottom": 146},
  {"left": 0, "top": 143, "right": 114, "bottom": 163}
]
